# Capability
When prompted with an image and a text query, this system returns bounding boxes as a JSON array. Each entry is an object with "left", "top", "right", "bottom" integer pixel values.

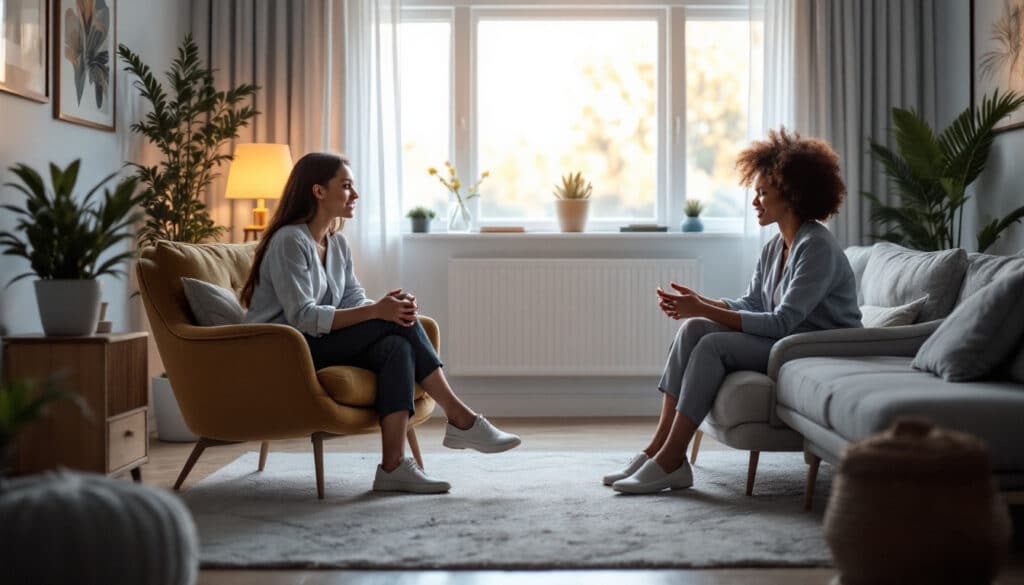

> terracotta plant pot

[{"left": 555, "top": 199, "right": 589, "bottom": 232}]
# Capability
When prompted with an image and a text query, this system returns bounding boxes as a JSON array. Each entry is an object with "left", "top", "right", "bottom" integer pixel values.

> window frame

[{"left": 399, "top": 0, "right": 750, "bottom": 233}]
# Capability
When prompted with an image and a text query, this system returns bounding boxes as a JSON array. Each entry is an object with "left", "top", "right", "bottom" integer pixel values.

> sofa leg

[
  {"left": 690, "top": 430, "right": 703, "bottom": 465},
  {"left": 173, "top": 437, "right": 223, "bottom": 490},
  {"left": 804, "top": 452, "right": 821, "bottom": 511},
  {"left": 258, "top": 441, "right": 270, "bottom": 471},
  {"left": 407, "top": 428, "right": 424, "bottom": 469},
  {"left": 746, "top": 451, "right": 760, "bottom": 496},
  {"left": 312, "top": 433, "right": 326, "bottom": 500}
]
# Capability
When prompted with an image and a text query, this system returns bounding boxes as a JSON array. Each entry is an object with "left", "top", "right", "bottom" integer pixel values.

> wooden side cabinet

[{"left": 2, "top": 332, "right": 149, "bottom": 481}]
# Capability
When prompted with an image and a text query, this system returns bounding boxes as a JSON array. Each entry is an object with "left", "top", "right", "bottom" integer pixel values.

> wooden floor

[{"left": 139, "top": 418, "right": 1024, "bottom": 585}]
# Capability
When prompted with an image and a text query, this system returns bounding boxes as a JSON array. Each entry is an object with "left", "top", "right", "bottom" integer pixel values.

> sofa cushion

[
  {"left": 861, "top": 244, "right": 967, "bottom": 322},
  {"left": 859, "top": 295, "right": 929, "bottom": 328},
  {"left": 704, "top": 371, "right": 775, "bottom": 427},
  {"left": 181, "top": 277, "right": 245, "bottom": 326},
  {"left": 844, "top": 245, "right": 874, "bottom": 305},
  {"left": 912, "top": 270, "right": 1024, "bottom": 381},
  {"left": 957, "top": 252, "right": 1024, "bottom": 304},
  {"left": 778, "top": 355, "right": 1024, "bottom": 471},
  {"left": 317, "top": 366, "right": 425, "bottom": 408}
]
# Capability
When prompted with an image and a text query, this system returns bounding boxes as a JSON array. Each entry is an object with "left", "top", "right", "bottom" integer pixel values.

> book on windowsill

[
  {"left": 480, "top": 226, "right": 526, "bottom": 233},
  {"left": 619, "top": 224, "right": 668, "bottom": 232}
]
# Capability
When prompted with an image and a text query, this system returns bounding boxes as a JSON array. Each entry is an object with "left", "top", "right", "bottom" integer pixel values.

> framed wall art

[
  {"left": 54, "top": 0, "right": 115, "bottom": 131},
  {"left": 972, "top": 0, "right": 1024, "bottom": 133},
  {"left": 0, "top": 0, "right": 49, "bottom": 102}
]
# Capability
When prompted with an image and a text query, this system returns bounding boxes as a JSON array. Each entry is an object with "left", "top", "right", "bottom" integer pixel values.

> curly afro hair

[{"left": 736, "top": 128, "right": 846, "bottom": 222}]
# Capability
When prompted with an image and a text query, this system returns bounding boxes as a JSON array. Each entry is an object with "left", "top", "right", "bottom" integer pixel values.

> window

[{"left": 398, "top": 2, "right": 751, "bottom": 231}]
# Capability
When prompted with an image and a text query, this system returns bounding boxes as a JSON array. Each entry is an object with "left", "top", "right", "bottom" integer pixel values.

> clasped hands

[
  {"left": 375, "top": 288, "right": 418, "bottom": 327},
  {"left": 656, "top": 282, "right": 706, "bottom": 320}
]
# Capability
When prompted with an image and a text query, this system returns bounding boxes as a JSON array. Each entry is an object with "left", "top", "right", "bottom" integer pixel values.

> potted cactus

[
  {"left": 682, "top": 199, "right": 705, "bottom": 232},
  {"left": 553, "top": 172, "right": 593, "bottom": 232},
  {"left": 406, "top": 207, "right": 437, "bottom": 233}
]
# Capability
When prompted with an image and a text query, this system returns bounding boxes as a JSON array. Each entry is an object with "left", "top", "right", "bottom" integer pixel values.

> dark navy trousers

[{"left": 304, "top": 319, "right": 443, "bottom": 417}]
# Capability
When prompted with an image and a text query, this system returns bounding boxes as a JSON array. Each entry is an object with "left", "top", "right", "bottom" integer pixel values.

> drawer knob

[{"left": 124, "top": 430, "right": 134, "bottom": 438}]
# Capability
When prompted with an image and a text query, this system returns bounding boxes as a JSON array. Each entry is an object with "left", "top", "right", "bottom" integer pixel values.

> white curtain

[{"left": 192, "top": 0, "right": 403, "bottom": 298}]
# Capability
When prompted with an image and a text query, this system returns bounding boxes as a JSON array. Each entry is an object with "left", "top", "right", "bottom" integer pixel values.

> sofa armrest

[{"left": 766, "top": 320, "right": 942, "bottom": 380}]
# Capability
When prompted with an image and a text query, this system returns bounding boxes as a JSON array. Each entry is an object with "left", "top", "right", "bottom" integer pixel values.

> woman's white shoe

[
  {"left": 611, "top": 459, "right": 693, "bottom": 494},
  {"left": 372, "top": 457, "right": 451, "bottom": 494},
  {"left": 602, "top": 452, "right": 649, "bottom": 486},
  {"left": 442, "top": 414, "right": 522, "bottom": 453}
]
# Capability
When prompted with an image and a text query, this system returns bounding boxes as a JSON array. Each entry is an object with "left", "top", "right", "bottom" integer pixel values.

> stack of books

[
  {"left": 480, "top": 226, "right": 526, "bottom": 233},
  {"left": 619, "top": 224, "right": 668, "bottom": 232}
]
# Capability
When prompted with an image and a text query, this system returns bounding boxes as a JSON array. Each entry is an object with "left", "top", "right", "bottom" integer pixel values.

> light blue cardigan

[
  {"left": 724, "top": 221, "right": 862, "bottom": 339},
  {"left": 244, "top": 224, "right": 374, "bottom": 337}
]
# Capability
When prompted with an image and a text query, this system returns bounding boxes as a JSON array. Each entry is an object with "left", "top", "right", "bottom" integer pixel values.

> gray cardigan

[
  {"left": 724, "top": 221, "right": 861, "bottom": 339},
  {"left": 244, "top": 224, "right": 374, "bottom": 337}
]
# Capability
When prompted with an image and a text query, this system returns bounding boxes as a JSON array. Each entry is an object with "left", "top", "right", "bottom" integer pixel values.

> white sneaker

[
  {"left": 602, "top": 452, "right": 650, "bottom": 486},
  {"left": 612, "top": 459, "right": 694, "bottom": 494},
  {"left": 442, "top": 414, "right": 522, "bottom": 453},
  {"left": 372, "top": 457, "right": 450, "bottom": 494}
]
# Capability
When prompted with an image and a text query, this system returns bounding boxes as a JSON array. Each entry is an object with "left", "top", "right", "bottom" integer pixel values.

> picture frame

[
  {"left": 971, "top": 0, "right": 1024, "bottom": 133},
  {"left": 0, "top": 0, "right": 49, "bottom": 103},
  {"left": 53, "top": 0, "right": 116, "bottom": 131}
]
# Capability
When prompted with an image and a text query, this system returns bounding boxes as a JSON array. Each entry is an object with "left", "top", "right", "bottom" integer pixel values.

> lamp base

[{"left": 252, "top": 198, "right": 269, "bottom": 229}]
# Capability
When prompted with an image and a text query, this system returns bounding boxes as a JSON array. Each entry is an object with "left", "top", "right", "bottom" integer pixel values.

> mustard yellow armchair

[{"left": 136, "top": 241, "right": 437, "bottom": 498}]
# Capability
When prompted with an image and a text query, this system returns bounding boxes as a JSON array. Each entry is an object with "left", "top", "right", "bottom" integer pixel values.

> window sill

[{"left": 403, "top": 231, "right": 743, "bottom": 240}]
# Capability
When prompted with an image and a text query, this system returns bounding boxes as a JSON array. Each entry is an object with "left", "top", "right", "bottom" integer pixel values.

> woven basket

[{"left": 824, "top": 418, "right": 1011, "bottom": 585}]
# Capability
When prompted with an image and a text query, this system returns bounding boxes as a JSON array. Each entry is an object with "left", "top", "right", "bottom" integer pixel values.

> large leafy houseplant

[
  {"left": 0, "top": 161, "right": 143, "bottom": 336},
  {"left": 863, "top": 90, "right": 1024, "bottom": 252},
  {"left": 118, "top": 34, "right": 258, "bottom": 247}
]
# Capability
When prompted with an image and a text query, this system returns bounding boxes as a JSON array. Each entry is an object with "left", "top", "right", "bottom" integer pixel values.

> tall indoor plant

[
  {"left": 118, "top": 34, "right": 258, "bottom": 247},
  {"left": 863, "top": 90, "right": 1024, "bottom": 252},
  {"left": 0, "top": 161, "right": 143, "bottom": 336}
]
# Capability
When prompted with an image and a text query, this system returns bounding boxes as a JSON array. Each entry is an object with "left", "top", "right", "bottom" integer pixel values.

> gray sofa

[{"left": 769, "top": 243, "right": 1024, "bottom": 508}]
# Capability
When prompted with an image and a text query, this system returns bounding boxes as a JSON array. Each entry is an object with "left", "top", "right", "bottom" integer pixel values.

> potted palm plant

[
  {"left": 863, "top": 90, "right": 1024, "bottom": 252},
  {"left": 0, "top": 161, "right": 143, "bottom": 336},
  {"left": 554, "top": 172, "right": 593, "bottom": 232}
]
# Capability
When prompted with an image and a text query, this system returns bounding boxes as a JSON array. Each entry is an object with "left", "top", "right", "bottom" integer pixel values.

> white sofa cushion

[{"left": 859, "top": 295, "right": 929, "bottom": 328}]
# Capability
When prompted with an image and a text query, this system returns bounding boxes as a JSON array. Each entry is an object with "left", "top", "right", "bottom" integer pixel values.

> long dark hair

[{"left": 240, "top": 152, "right": 349, "bottom": 307}]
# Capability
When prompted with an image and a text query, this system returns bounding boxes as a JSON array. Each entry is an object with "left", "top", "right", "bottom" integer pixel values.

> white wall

[
  {"left": 0, "top": 1, "right": 189, "bottom": 347},
  {"left": 936, "top": 0, "right": 1024, "bottom": 256}
]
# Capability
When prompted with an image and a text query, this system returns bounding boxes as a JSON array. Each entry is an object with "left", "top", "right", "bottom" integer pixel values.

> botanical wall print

[
  {"left": 54, "top": 0, "right": 115, "bottom": 131},
  {"left": 0, "top": 0, "right": 48, "bottom": 102},
  {"left": 973, "top": 0, "right": 1024, "bottom": 132}
]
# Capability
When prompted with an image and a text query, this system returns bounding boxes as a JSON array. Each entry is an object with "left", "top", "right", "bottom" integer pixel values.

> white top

[{"left": 243, "top": 224, "right": 374, "bottom": 337}]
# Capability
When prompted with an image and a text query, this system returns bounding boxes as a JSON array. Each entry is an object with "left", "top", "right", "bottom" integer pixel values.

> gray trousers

[{"left": 658, "top": 318, "right": 776, "bottom": 424}]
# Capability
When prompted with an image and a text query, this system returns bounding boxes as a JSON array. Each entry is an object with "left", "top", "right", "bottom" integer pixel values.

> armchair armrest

[{"left": 766, "top": 320, "right": 942, "bottom": 380}]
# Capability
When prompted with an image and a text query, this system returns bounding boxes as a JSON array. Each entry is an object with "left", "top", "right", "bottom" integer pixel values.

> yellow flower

[
  {"left": 449, "top": 165, "right": 456, "bottom": 176},
  {"left": 452, "top": 178, "right": 461, "bottom": 190},
  {"left": 481, "top": 170, "right": 490, "bottom": 178},
  {"left": 428, "top": 167, "right": 437, "bottom": 176}
]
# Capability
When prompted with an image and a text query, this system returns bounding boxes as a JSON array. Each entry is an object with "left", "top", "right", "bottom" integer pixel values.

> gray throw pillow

[
  {"left": 957, "top": 252, "right": 1024, "bottom": 304},
  {"left": 844, "top": 245, "right": 873, "bottom": 305},
  {"left": 912, "top": 270, "right": 1024, "bottom": 381},
  {"left": 861, "top": 243, "right": 967, "bottom": 322},
  {"left": 860, "top": 295, "right": 929, "bottom": 328},
  {"left": 181, "top": 277, "right": 245, "bottom": 326}
]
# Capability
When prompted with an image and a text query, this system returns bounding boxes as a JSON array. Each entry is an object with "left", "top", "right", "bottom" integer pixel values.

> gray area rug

[{"left": 183, "top": 450, "right": 833, "bottom": 569}]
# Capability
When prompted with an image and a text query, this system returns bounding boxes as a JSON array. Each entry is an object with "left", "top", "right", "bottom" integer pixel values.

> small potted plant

[
  {"left": 0, "top": 161, "right": 144, "bottom": 336},
  {"left": 554, "top": 172, "right": 593, "bottom": 232},
  {"left": 682, "top": 199, "right": 705, "bottom": 232},
  {"left": 406, "top": 207, "right": 437, "bottom": 233},
  {"left": 0, "top": 375, "right": 90, "bottom": 480},
  {"left": 428, "top": 162, "right": 488, "bottom": 233}
]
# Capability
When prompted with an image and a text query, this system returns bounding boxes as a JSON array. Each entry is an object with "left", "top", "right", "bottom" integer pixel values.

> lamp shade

[{"left": 224, "top": 143, "right": 293, "bottom": 201}]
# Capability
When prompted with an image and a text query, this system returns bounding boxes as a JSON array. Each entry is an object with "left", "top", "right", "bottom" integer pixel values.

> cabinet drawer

[{"left": 108, "top": 410, "right": 147, "bottom": 472}]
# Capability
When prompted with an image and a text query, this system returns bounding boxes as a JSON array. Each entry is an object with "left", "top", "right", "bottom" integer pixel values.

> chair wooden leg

[
  {"left": 312, "top": 433, "right": 326, "bottom": 500},
  {"left": 130, "top": 467, "right": 142, "bottom": 483},
  {"left": 174, "top": 438, "right": 211, "bottom": 491},
  {"left": 746, "top": 451, "right": 760, "bottom": 496},
  {"left": 690, "top": 430, "right": 703, "bottom": 465},
  {"left": 804, "top": 451, "right": 821, "bottom": 511},
  {"left": 407, "top": 427, "right": 424, "bottom": 469},
  {"left": 258, "top": 441, "right": 270, "bottom": 471}
]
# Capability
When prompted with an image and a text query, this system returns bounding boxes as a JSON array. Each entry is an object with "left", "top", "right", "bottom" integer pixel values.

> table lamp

[{"left": 225, "top": 143, "right": 293, "bottom": 229}]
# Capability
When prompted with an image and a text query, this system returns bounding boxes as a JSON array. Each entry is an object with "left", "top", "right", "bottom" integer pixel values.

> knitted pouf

[
  {"left": 824, "top": 418, "right": 1011, "bottom": 585},
  {"left": 0, "top": 471, "right": 198, "bottom": 585}
]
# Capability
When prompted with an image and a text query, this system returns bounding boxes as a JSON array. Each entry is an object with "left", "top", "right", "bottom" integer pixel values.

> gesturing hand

[
  {"left": 656, "top": 285, "right": 704, "bottom": 320},
  {"left": 376, "top": 288, "right": 417, "bottom": 326}
]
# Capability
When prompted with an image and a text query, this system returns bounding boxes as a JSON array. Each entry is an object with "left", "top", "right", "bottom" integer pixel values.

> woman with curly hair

[{"left": 605, "top": 128, "right": 861, "bottom": 494}]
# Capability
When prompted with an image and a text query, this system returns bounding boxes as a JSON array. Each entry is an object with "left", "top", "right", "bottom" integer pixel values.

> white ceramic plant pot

[
  {"left": 34, "top": 279, "right": 102, "bottom": 336},
  {"left": 152, "top": 375, "right": 198, "bottom": 442},
  {"left": 556, "top": 199, "right": 590, "bottom": 232}
]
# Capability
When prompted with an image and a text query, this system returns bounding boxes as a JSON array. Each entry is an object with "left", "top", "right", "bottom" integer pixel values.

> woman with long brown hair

[{"left": 242, "top": 152, "right": 520, "bottom": 494}]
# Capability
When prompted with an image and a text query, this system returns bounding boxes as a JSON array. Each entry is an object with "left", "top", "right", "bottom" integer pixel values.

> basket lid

[{"left": 839, "top": 418, "right": 992, "bottom": 479}]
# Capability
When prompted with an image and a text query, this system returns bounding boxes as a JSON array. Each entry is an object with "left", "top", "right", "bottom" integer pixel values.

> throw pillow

[
  {"left": 181, "top": 277, "right": 245, "bottom": 326},
  {"left": 912, "top": 270, "right": 1024, "bottom": 381},
  {"left": 956, "top": 252, "right": 1024, "bottom": 304},
  {"left": 844, "top": 245, "right": 874, "bottom": 305},
  {"left": 862, "top": 243, "right": 968, "bottom": 323},
  {"left": 860, "top": 296, "right": 929, "bottom": 328}
]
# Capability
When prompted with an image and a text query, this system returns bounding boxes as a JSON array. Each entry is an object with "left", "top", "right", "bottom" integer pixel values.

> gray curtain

[{"left": 793, "top": 0, "right": 937, "bottom": 247}]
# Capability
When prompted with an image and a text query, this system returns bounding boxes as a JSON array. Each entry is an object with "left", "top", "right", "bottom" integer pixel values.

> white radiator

[{"left": 447, "top": 259, "right": 702, "bottom": 376}]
